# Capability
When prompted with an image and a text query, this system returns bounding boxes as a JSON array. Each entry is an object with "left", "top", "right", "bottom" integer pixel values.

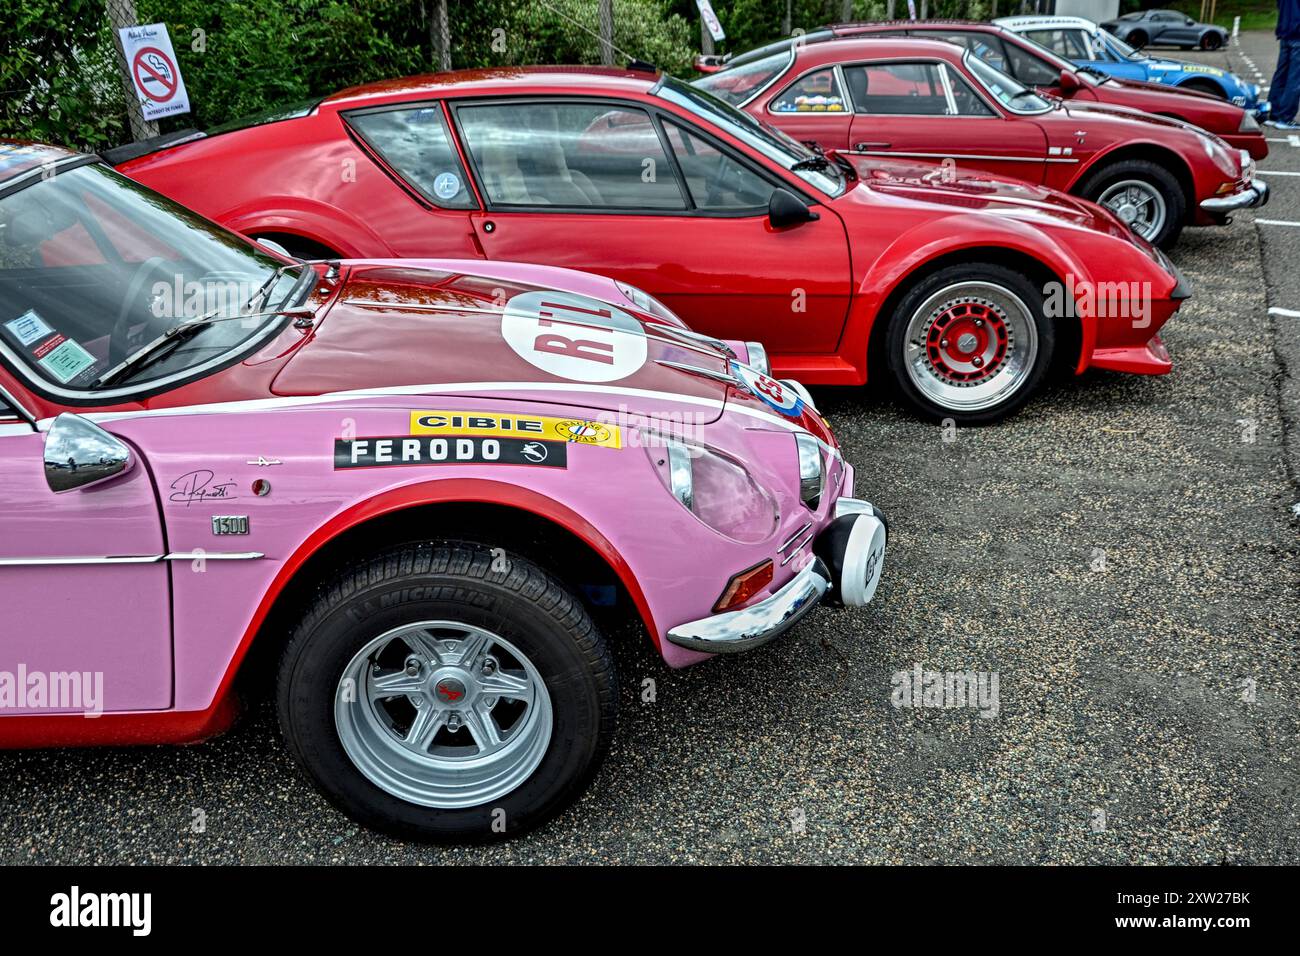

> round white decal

[
  {"left": 501, "top": 290, "right": 648, "bottom": 383},
  {"left": 433, "top": 172, "right": 461, "bottom": 201}
]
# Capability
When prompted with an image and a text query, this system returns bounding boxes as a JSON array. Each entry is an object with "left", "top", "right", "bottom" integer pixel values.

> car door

[
  {"left": 844, "top": 59, "right": 1048, "bottom": 185},
  {"left": 763, "top": 66, "right": 853, "bottom": 152},
  {"left": 0, "top": 392, "right": 172, "bottom": 714},
  {"left": 448, "top": 97, "right": 853, "bottom": 355}
]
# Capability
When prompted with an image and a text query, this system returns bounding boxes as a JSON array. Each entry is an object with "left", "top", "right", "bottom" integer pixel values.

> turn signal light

[{"left": 713, "top": 559, "right": 774, "bottom": 613}]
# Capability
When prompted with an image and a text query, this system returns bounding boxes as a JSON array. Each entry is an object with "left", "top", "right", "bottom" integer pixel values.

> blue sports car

[{"left": 996, "top": 15, "right": 1268, "bottom": 115}]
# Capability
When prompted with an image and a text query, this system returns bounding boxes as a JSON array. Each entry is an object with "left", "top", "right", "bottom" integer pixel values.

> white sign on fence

[
  {"left": 118, "top": 23, "right": 191, "bottom": 121},
  {"left": 695, "top": 0, "right": 726, "bottom": 42}
]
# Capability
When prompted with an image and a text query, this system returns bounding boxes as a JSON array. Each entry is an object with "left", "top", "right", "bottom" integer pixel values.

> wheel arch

[
  {"left": 220, "top": 196, "right": 387, "bottom": 259},
  {"left": 1068, "top": 142, "right": 1195, "bottom": 221}
]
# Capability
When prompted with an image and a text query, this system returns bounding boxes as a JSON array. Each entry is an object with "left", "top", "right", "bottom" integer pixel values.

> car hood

[
  {"left": 1053, "top": 98, "right": 1200, "bottom": 131},
  {"left": 839, "top": 157, "right": 1135, "bottom": 237}
]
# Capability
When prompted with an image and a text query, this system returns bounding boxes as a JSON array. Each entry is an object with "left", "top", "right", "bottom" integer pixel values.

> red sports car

[
  {"left": 695, "top": 20, "right": 1268, "bottom": 160},
  {"left": 695, "top": 35, "right": 1266, "bottom": 249},
  {"left": 115, "top": 66, "right": 1187, "bottom": 423}
]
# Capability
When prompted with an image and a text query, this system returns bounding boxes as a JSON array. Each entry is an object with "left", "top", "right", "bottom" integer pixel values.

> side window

[
  {"left": 843, "top": 62, "right": 948, "bottom": 115},
  {"left": 770, "top": 68, "right": 848, "bottom": 113},
  {"left": 348, "top": 106, "right": 476, "bottom": 209},
  {"left": 948, "top": 72, "right": 996, "bottom": 116},
  {"left": 932, "top": 32, "right": 1010, "bottom": 74},
  {"left": 1025, "top": 29, "right": 1090, "bottom": 60},
  {"left": 661, "top": 122, "right": 773, "bottom": 212},
  {"left": 1004, "top": 41, "right": 1064, "bottom": 86},
  {"left": 457, "top": 102, "right": 685, "bottom": 210}
]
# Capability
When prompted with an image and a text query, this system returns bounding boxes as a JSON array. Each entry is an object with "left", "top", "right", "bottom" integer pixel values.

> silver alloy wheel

[
  {"left": 1097, "top": 179, "right": 1168, "bottom": 242},
  {"left": 335, "top": 622, "right": 553, "bottom": 809},
  {"left": 903, "top": 281, "right": 1039, "bottom": 413}
]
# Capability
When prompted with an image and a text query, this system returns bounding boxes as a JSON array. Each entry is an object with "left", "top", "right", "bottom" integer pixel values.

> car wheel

[
  {"left": 276, "top": 541, "right": 617, "bottom": 841},
  {"left": 884, "top": 263, "right": 1055, "bottom": 424},
  {"left": 1128, "top": 30, "right": 1148, "bottom": 49},
  {"left": 1201, "top": 34, "right": 1223, "bottom": 51},
  {"left": 1180, "top": 78, "right": 1228, "bottom": 99},
  {"left": 1079, "top": 159, "right": 1185, "bottom": 249}
]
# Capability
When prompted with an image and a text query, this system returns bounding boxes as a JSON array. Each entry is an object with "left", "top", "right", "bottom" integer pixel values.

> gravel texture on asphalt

[{"left": 2, "top": 100, "right": 1297, "bottom": 864}]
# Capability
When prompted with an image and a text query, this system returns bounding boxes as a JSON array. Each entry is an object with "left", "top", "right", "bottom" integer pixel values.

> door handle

[{"left": 854, "top": 142, "right": 891, "bottom": 151}]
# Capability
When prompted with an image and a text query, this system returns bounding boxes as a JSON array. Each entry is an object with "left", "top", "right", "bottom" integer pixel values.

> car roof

[
  {"left": 995, "top": 15, "right": 1100, "bottom": 33},
  {"left": 321, "top": 65, "right": 662, "bottom": 110},
  {"left": 788, "top": 35, "right": 974, "bottom": 66},
  {"left": 0, "top": 141, "right": 86, "bottom": 188},
  {"left": 720, "top": 30, "right": 972, "bottom": 71}
]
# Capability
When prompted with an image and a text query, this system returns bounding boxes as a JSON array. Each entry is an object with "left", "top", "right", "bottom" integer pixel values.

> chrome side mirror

[{"left": 44, "top": 413, "right": 133, "bottom": 493}]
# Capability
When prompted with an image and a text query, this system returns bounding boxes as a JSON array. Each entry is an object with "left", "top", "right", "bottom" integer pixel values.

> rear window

[
  {"left": 205, "top": 99, "right": 323, "bottom": 135},
  {"left": 694, "top": 51, "right": 792, "bottom": 106}
]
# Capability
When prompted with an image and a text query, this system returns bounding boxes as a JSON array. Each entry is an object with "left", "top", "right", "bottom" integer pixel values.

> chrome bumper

[
  {"left": 665, "top": 497, "right": 886, "bottom": 654},
  {"left": 1200, "top": 180, "right": 1270, "bottom": 213}
]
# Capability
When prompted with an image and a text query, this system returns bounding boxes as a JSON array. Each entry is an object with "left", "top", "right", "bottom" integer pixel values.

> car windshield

[
  {"left": 0, "top": 162, "right": 308, "bottom": 392},
  {"left": 964, "top": 51, "right": 1052, "bottom": 112},
  {"left": 656, "top": 75, "right": 845, "bottom": 197},
  {"left": 1102, "top": 31, "right": 1147, "bottom": 61},
  {"left": 693, "top": 50, "right": 792, "bottom": 106}
]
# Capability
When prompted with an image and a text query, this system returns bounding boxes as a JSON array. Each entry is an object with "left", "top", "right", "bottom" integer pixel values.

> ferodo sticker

[
  {"left": 410, "top": 409, "right": 621, "bottom": 449},
  {"left": 501, "top": 290, "right": 647, "bottom": 383},
  {"left": 730, "top": 361, "right": 805, "bottom": 418},
  {"left": 335, "top": 435, "right": 567, "bottom": 469}
]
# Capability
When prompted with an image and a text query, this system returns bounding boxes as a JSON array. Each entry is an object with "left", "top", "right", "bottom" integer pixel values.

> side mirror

[
  {"left": 1058, "top": 69, "right": 1081, "bottom": 92},
  {"left": 768, "top": 188, "right": 819, "bottom": 229},
  {"left": 44, "top": 413, "right": 133, "bottom": 493}
]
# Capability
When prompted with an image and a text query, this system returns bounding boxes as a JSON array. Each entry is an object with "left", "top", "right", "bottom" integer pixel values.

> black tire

[
  {"left": 884, "top": 262, "right": 1056, "bottom": 425},
  {"left": 1128, "top": 30, "right": 1148, "bottom": 49},
  {"left": 276, "top": 541, "right": 617, "bottom": 841},
  {"left": 1201, "top": 34, "right": 1223, "bottom": 51},
  {"left": 1077, "top": 158, "right": 1186, "bottom": 250}
]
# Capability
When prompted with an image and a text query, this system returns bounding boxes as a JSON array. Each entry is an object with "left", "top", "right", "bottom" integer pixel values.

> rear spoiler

[{"left": 100, "top": 128, "right": 206, "bottom": 167}]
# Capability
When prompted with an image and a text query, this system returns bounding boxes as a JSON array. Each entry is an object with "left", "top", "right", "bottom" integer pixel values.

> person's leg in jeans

[{"left": 1270, "top": 39, "right": 1300, "bottom": 123}]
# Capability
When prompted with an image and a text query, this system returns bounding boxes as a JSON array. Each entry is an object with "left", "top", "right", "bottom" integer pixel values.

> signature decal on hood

[
  {"left": 335, "top": 435, "right": 567, "bottom": 470},
  {"left": 411, "top": 410, "right": 621, "bottom": 449},
  {"left": 501, "top": 290, "right": 648, "bottom": 383}
]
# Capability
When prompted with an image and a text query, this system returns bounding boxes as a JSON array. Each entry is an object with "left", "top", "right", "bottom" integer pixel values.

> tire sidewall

[
  {"left": 884, "top": 262, "right": 1055, "bottom": 424},
  {"left": 278, "top": 555, "right": 608, "bottom": 841},
  {"left": 1080, "top": 159, "right": 1186, "bottom": 249}
]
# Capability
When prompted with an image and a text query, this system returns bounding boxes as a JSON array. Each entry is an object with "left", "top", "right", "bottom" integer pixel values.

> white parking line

[
  {"left": 1256, "top": 170, "right": 1300, "bottom": 176},
  {"left": 1268, "top": 307, "right": 1300, "bottom": 317},
  {"left": 1265, "top": 135, "right": 1300, "bottom": 146},
  {"left": 1256, "top": 218, "right": 1300, "bottom": 226}
]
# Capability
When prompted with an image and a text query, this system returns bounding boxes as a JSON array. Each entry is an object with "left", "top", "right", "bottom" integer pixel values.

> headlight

[
  {"left": 1200, "top": 133, "right": 1237, "bottom": 176},
  {"left": 795, "top": 433, "right": 824, "bottom": 510},
  {"left": 616, "top": 280, "right": 681, "bottom": 324},
  {"left": 744, "top": 341, "right": 770, "bottom": 375},
  {"left": 1239, "top": 111, "right": 1261, "bottom": 133},
  {"left": 646, "top": 436, "right": 778, "bottom": 542}
]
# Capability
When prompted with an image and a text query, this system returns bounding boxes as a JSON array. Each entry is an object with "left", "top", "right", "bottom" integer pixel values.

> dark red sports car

[
  {"left": 114, "top": 66, "right": 1187, "bottom": 422},
  {"left": 695, "top": 34, "right": 1266, "bottom": 249}
]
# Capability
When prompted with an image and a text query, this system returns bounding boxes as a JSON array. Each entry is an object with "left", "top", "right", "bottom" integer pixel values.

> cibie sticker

[
  {"left": 411, "top": 410, "right": 621, "bottom": 449},
  {"left": 335, "top": 435, "right": 567, "bottom": 469},
  {"left": 433, "top": 172, "right": 461, "bottom": 201},
  {"left": 730, "top": 361, "right": 805, "bottom": 418},
  {"left": 501, "top": 290, "right": 647, "bottom": 383},
  {"left": 5, "top": 310, "right": 53, "bottom": 347}
]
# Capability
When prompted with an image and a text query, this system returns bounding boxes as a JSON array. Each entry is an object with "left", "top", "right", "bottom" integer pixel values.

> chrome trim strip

[
  {"left": 654, "top": 360, "right": 744, "bottom": 387},
  {"left": 0, "top": 552, "right": 264, "bottom": 567},
  {"left": 666, "top": 555, "right": 828, "bottom": 653},
  {"left": 778, "top": 521, "right": 814, "bottom": 553},
  {"left": 779, "top": 528, "right": 816, "bottom": 566},
  {"left": 850, "top": 149, "right": 1077, "bottom": 163}
]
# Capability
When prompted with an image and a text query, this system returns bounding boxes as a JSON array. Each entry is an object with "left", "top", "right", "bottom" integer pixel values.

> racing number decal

[
  {"left": 730, "top": 361, "right": 805, "bottom": 418},
  {"left": 501, "top": 290, "right": 648, "bottom": 383}
]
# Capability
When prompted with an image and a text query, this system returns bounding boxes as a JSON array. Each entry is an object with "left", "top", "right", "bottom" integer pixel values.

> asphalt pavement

[{"left": 2, "top": 40, "right": 1297, "bottom": 863}]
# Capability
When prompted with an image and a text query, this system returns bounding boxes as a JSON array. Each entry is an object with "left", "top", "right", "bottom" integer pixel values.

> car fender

[
  {"left": 219, "top": 195, "right": 387, "bottom": 258},
  {"left": 1059, "top": 137, "right": 1196, "bottom": 197},
  {"left": 846, "top": 212, "right": 1097, "bottom": 374}
]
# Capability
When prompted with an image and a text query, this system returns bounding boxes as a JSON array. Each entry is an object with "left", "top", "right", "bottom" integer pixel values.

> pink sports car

[{"left": 0, "top": 142, "right": 887, "bottom": 839}]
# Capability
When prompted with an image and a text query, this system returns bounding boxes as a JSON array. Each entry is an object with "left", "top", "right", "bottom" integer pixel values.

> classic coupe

[
  {"left": 711, "top": 19, "right": 1267, "bottom": 160},
  {"left": 0, "top": 141, "right": 888, "bottom": 839},
  {"left": 114, "top": 67, "right": 1187, "bottom": 422},
  {"left": 696, "top": 35, "right": 1267, "bottom": 250},
  {"left": 1101, "top": 8, "right": 1230, "bottom": 51},
  {"left": 997, "top": 15, "right": 1266, "bottom": 112}
]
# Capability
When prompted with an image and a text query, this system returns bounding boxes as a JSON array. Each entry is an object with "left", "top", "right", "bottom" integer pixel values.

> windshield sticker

[
  {"left": 37, "top": 338, "right": 97, "bottom": 384},
  {"left": 433, "top": 172, "right": 461, "bottom": 200},
  {"left": 502, "top": 290, "right": 648, "bottom": 383},
  {"left": 336, "top": 435, "right": 568, "bottom": 469},
  {"left": 411, "top": 410, "right": 621, "bottom": 449},
  {"left": 730, "top": 361, "right": 805, "bottom": 418},
  {"left": 5, "top": 310, "right": 53, "bottom": 347}
]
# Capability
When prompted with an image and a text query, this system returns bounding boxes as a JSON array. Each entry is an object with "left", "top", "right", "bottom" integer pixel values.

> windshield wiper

[
  {"left": 92, "top": 305, "right": 314, "bottom": 389},
  {"left": 791, "top": 155, "right": 833, "bottom": 172}
]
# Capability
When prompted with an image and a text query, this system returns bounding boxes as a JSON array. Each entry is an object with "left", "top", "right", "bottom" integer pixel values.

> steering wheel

[{"left": 108, "top": 257, "right": 173, "bottom": 366}]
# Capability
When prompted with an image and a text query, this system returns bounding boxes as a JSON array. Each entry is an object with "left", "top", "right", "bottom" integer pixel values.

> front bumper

[
  {"left": 665, "top": 497, "right": 887, "bottom": 653},
  {"left": 1200, "top": 179, "right": 1270, "bottom": 214}
]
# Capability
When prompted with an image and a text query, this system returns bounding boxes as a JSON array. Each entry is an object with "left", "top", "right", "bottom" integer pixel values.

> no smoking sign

[{"left": 118, "top": 23, "right": 191, "bottom": 120}]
